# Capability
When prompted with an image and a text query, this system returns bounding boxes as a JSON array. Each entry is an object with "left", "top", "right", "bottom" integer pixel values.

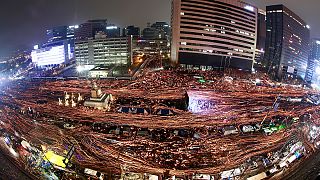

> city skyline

[{"left": 0, "top": 0, "right": 320, "bottom": 57}]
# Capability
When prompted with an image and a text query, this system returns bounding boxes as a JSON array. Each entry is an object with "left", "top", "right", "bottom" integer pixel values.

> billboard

[{"left": 31, "top": 45, "right": 66, "bottom": 66}]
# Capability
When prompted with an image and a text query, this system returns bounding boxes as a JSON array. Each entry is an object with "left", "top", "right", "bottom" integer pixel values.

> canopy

[{"left": 157, "top": 109, "right": 174, "bottom": 116}]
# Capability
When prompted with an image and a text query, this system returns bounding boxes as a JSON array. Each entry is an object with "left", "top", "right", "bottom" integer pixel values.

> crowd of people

[{"left": 0, "top": 67, "right": 319, "bottom": 178}]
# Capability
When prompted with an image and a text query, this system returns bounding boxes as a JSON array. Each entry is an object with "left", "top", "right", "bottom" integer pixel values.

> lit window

[{"left": 244, "top": 5, "right": 254, "bottom": 12}]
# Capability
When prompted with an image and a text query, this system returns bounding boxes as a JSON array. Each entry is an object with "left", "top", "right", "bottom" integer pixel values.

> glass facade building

[
  {"left": 264, "top": 5, "right": 310, "bottom": 80},
  {"left": 255, "top": 9, "right": 266, "bottom": 65},
  {"left": 306, "top": 39, "right": 320, "bottom": 83}
]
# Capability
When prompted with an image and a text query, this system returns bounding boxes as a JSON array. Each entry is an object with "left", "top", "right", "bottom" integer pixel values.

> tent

[
  {"left": 118, "top": 107, "right": 130, "bottom": 113},
  {"left": 156, "top": 109, "right": 174, "bottom": 116},
  {"left": 136, "top": 108, "right": 150, "bottom": 115},
  {"left": 118, "top": 107, "right": 150, "bottom": 115}
]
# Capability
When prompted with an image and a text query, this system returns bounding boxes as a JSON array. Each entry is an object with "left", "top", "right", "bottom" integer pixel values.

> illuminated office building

[
  {"left": 171, "top": 0, "right": 258, "bottom": 70},
  {"left": 142, "top": 22, "right": 171, "bottom": 40},
  {"left": 106, "top": 25, "right": 121, "bottom": 38},
  {"left": 31, "top": 43, "right": 72, "bottom": 68},
  {"left": 46, "top": 25, "right": 78, "bottom": 43},
  {"left": 306, "top": 39, "right": 320, "bottom": 84},
  {"left": 255, "top": 9, "right": 266, "bottom": 66},
  {"left": 264, "top": 5, "right": 310, "bottom": 80},
  {"left": 132, "top": 39, "right": 170, "bottom": 58},
  {"left": 123, "top": 26, "right": 140, "bottom": 37},
  {"left": 75, "top": 37, "right": 132, "bottom": 67},
  {"left": 75, "top": 19, "right": 108, "bottom": 40}
]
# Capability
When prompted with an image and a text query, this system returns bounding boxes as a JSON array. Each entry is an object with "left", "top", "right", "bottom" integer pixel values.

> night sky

[{"left": 0, "top": 0, "right": 319, "bottom": 57}]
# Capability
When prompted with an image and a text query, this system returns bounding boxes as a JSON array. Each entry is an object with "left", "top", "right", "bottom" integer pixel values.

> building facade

[
  {"left": 142, "top": 22, "right": 171, "bottom": 40},
  {"left": 131, "top": 39, "right": 170, "bottom": 65},
  {"left": 45, "top": 25, "right": 78, "bottom": 62},
  {"left": 306, "top": 39, "right": 320, "bottom": 83},
  {"left": 47, "top": 25, "right": 78, "bottom": 43},
  {"left": 255, "top": 9, "right": 266, "bottom": 66},
  {"left": 132, "top": 39, "right": 170, "bottom": 56},
  {"left": 106, "top": 25, "right": 121, "bottom": 38},
  {"left": 31, "top": 42, "right": 72, "bottom": 68},
  {"left": 75, "top": 19, "right": 108, "bottom": 40},
  {"left": 123, "top": 26, "right": 140, "bottom": 37},
  {"left": 75, "top": 37, "right": 132, "bottom": 67},
  {"left": 171, "top": 0, "right": 258, "bottom": 70},
  {"left": 151, "top": 22, "right": 171, "bottom": 40},
  {"left": 142, "top": 26, "right": 161, "bottom": 40},
  {"left": 264, "top": 5, "right": 310, "bottom": 80}
]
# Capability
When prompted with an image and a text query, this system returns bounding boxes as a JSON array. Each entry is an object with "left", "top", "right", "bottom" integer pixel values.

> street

[
  {"left": 0, "top": 69, "right": 320, "bottom": 178},
  {"left": 282, "top": 150, "right": 320, "bottom": 180},
  {"left": 0, "top": 149, "right": 32, "bottom": 180}
]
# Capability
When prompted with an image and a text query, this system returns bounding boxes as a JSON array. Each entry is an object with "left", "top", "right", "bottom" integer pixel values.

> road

[
  {"left": 0, "top": 150, "right": 32, "bottom": 180},
  {"left": 282, "top": 150, "right": 320, "bottom": 180}
]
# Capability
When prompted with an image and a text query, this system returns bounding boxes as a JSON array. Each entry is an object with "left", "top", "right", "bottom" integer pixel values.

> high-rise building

[
  {"left": 255, "top": 9, "right": 266, "bottom": 66},
  {"left": 151, "top": 22, "right": 171, "bottom": 40},
  {"left": 46, "top": 25, "right": 78, "bottom": 43},
  {"left": 106, "top": 25, "right": 121, "bottom": 38},
  {"left": 142, "top": 22, "right": 171, "bottom": 40},
  {"left": 45, "top": 25, "right": 78, "bottom": 62},
  {"left": 264, "top": 5, "right": 310, "bottom": 80},
  {"left": 46, "top": 26, "right": 67, "bottom": 43},
  {"left": 306, "top": 39, "right": 320, "bottom": 83},
  {"left": 171, "top": 0, "right": 258, "bottom": 71},
  {"left": 75, "top": 19, "right": 108, "bottom": 40},
  {"left": 142, "top": 27, "right": 160, "bottom": 40},
  {"left": 123, "top": 26, "right": 140, "bottom": 37}
]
